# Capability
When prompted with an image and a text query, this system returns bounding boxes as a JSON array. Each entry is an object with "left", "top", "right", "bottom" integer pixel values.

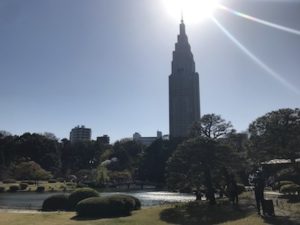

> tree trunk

[{"left": 204, "top": 165, "right": 216, "bottom": 205}]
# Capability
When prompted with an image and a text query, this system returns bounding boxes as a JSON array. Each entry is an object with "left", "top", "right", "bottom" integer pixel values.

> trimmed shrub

[
  {"left": 68, "top": 188, "right": 99, "bottom": 210},
  {"left": 3, "top": 179, "right": 16, "bottom": 184},
  {"left": 280, "top": 184, "right": 300, "bottom": 194},
  {"left": 225, "top": 183, "right": 245, "bottom": 196},
  {"left": 237, "top": 183, "right": 246, "bottom": 195},
  {"left": 57, "top": 178, "right": 65, "bottom": 182},
  {"left": 0, "top": 186, "right": 5, "bottom": 192},
  {"left": 42, "top": 194, "right": 69, "bottom": 211},
  {"left": 76, "top": 183, "right": 88, "bottom": 188},
  {"left": 48, "top": 179, "right": 57, "bottom": 183},
  {"left": 109, "top": 194, "right": 141, "bottom": 210},
  {"left": 21, "top": 180, "right": 36, "bottom": 185},
  {"left": 20, "top": 183, "right": 28, "bottom": 190},
  {"left": 273, "top": 181, "right": 294, "bottom": 190},
  {"left": 76, "top": 196, "right": 134, "bottom": 218},
  {"left": 36, "top": 186, "right": 45, "bottom": 192},
  {"left": 9, "top": 184, "right": 20, "bottom": 192}
]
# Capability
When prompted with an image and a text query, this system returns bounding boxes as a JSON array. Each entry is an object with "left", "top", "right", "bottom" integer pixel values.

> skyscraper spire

[{"left": 181, "top": 9, "right": 184, "bottom": 23}]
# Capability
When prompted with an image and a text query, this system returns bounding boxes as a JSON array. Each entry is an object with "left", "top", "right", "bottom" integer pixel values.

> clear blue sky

[{"left": 1, "top": 0, "right": 300, "bottom": 142}]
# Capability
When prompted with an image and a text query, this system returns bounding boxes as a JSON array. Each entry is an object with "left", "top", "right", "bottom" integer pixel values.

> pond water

[{"left": 0, "top": 191, "right": 195, "bottom": 210}]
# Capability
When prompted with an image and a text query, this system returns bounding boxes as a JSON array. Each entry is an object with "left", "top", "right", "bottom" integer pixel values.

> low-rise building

[{"left": 70, "top": 125, "right": 91, "bottom": 144}]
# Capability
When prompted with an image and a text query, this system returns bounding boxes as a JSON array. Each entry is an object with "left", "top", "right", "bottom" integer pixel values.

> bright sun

[{"left": 163, "top": 0, "right": 220, "bottom": 24}]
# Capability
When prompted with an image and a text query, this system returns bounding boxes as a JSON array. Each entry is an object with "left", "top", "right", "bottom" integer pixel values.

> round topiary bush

[
  {"left": 76, "top": 196, "right": 134, "bottom": 218},
  {"left": 109, "top": 194, "right": 141, "bottom": 210},
  {"left": 42, "top": 194, "right": 69, "bottom": 211},
  {"left": 48, "top": 179, "right": 57, "bottom": 183},
  {"left": 19, "top": 183, "right": 28, "bottom": 190},
  {"left": 225, "top": 183, "right": 245, "bottom": 196},
  {"left": 36, "top": 186, "right": 45, "bottom": 192},
  {"left": 0, "top": 186, "right": 5, "bottom": 192},
  {"left": 3, "top": 179, "right": 16, "bottom": 184},
  {"left": 9, "top": 184, "right": 20, "bottom": 192},
  {"left": 280, "top": 184, "right": 300, "bottom": 194},
  {"left": 68, "top": 188, "right": 99, "bottom": 210},
  {"left": 273, "top": 180, "right": 294, "bottom": 190}
]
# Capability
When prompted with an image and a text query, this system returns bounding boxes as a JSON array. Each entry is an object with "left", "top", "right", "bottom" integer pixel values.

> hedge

[
  {"left": 68, "top": 188, "right": 99, "bottom": 210},
  {"left": 9, "top": 185, "right": 20, "bottom": 192},
  {"left": 36, "top": 186, "right": 45, "bottom": 192},
  {"left": 19, "top": 183, "right": 29, "bottom": 190},
  {"left": 273, "top": 180, "right": 294, "bottom": 190},
  {"left": 280, "top": 184, "right": 300, "bottom": 194},
  {"left": 108, "top": 194, "right": 141, "bottom": 210},
  {"left": 225, "top": 183, "right": 245, "bottom": 196},
  {"left": 2, "top": 179, "right": 16, "bottom": 184},
  {"left": 76, "top": 195, "right": 135, "bottom": 218},
  {"left": 0, "top": 186, "right": 5, "bottom": 192},
  {"left": 42, "top": 194, "right": 69, "bottom": 211},
  {"left": 48, "top": 179, "right": 57, "bottom": 183}
]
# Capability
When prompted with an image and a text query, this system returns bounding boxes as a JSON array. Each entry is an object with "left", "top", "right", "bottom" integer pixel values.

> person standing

[{"left": 252, "top": 170, "right": 265, "bottom": 215}]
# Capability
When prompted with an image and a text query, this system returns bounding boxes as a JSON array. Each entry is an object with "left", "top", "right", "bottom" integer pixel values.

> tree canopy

[{"left": 248, "top": 108, "right": 300, "bottom": 162}]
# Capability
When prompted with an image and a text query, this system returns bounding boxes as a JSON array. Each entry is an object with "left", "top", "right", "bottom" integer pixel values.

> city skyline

[{"left": 1, "top": 0, "right": 300, "bottom": 142}]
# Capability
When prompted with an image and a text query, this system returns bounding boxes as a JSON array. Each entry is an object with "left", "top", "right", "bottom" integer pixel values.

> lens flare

[
  {"left": 163, "top": 0, "right": 220, "bottom": 24},
  {"left": 212, "top": 17, "right": 300, "bottom": 95},
  {"left": 218, "top": 4, "right": 300, "bottom": 36}
]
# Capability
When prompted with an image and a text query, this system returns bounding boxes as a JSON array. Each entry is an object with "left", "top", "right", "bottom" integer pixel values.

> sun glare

[{"left": 163, "top": 0, "right": 219, "bottom": 24}]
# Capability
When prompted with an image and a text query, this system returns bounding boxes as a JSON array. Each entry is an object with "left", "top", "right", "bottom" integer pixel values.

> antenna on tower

[{"left": 181, "top": 9, "right": 184, "bottom": 23}]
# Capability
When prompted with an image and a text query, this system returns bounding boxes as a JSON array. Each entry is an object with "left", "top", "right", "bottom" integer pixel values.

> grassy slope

[{"left": 0, "top": 206, "right": 267, "bottom": 225}]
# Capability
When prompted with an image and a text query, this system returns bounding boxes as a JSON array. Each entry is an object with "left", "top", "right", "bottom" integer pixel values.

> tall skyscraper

[{"left": 169, "top": 19, "right": 200, "bottom": 138}]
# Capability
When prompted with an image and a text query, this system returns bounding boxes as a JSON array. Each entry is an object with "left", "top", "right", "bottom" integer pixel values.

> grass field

[
  {"left": 0, "top": 205, "right": 268, "bottom": 225},
  {"left": 0, "top": 190, "right": 299, "bottom": 225}
]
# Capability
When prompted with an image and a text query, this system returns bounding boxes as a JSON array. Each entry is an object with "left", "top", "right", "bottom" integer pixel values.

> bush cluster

[
  {"left": 2, "top": 179, "right": 16, "bottom": 184},
  {"left": 22, "top": 180, "right": 35, "bottom": 185},
  {"left": 9, "top": 184, "right": 20, "bottom": 192},
  {"left": 280, "top": 183, "right": 300, "bottom": 194},
  {"left": 36, "top": 186, "right": 45, "bottom": 192},
  {"left": 48, "top": 179, "right": 57, "bottom": 183},
  {"left": 42, "top": 194, "right": 69, "bottom": 211},
  {"left": 0, "top": 186, "right": 5, "bottom": 192},
  {"left": 76, "top": 194, "right": 139, "bottom": 218},
  {"left": 273, "top": 180, "right": 294, "bottom": 190},
  {"left": 19, "top": 183, "right": 28, "bottom": 190},
  {"left": 68, "top": 188, "right": 99, "bottom": 209}
]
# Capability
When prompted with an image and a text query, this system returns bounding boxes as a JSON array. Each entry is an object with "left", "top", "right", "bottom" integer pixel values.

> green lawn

[
  {"left": 0, "top": 206, "right": 268, "bottom": 225},
  {"left": 0, "top": 191, "right": 299, "bottom": 225}
]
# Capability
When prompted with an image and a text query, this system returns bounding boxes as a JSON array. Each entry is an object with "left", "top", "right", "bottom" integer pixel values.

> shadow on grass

[
  {"left": 160, "top": 200, "right": 251, "bottom": 225},
  {"left": 262, "top": 215, "right": 300, "bottom": 225},
  {"left": 70, "top": 213, "right": 131, "bottom": 221}
]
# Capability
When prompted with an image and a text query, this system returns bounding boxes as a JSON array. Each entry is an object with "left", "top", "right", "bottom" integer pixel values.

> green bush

[
  {"left": 109, "top": 194, "right": 141, "bottom": 210},
  {"left": 3, "top": 179, "right": 16, "bottom": 184},
  {"left": 76, "top": 196, "right": 134, "bottom": 218},
  {"left": 273, "top": 180, "right": 294, "bottom": 190},
  {"left": 68, "top": 188, "right": 99, "bottom": 210},
  {"left": 9, "top": 184, "right": 20, "bottom": 192},
  {"left": 225, "top": 183, "right": 245, "bottom": 196},
  {"left": 19, "top": 183, "right": 28, "bottom": 190},
  {"left": 22, "top": 180, "right": 35, "bottom": 185},
  {"left": 48, "top": 179, "right": 57, "bottom": 183},
  {"left": 36, "top": 186, "right": 45, "bottom": 192},
  {"left": 0, "top": 186, "right": 5, "bottom": 192},
  {"left": 280, "top": 184, "right": 300, "bottom": 194},
  {"left": 76, "top": 183, "right": 88, "bottom": 188},
  {"left": 42, "top": 194, "right": 69, "bottom": 211},
  {"left": 57, "top": 178, "right": 65, "bottom": 182}
]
